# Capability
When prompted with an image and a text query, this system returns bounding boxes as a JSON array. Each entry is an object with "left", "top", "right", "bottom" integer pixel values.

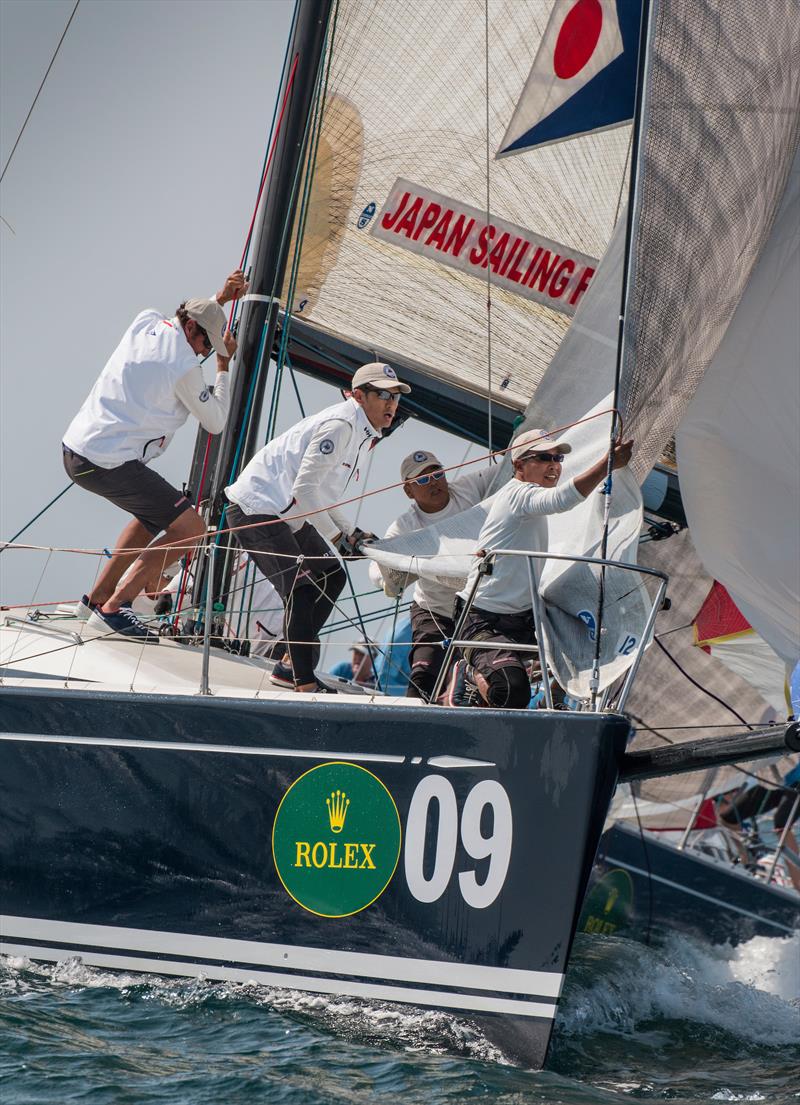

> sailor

[
  {"left": 224, "top": 362, "right": 411, "bottom": 694},
  {"left": 62, "top": 270, "right": 248, "bottom": 641},
  {"left": 445, "top": 427, "right": 633, "bottom": 709},
  {"left": 329, "top": 641, "right": 377, "bottom": 687},
  {"left": 369, "top": 449, "right": 494, "bottom": 700}
]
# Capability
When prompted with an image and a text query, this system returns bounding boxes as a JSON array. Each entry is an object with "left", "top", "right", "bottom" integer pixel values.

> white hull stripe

[
  {"left": 0, "top": 943, "right": 557, "bottom": 1020},
  {"left": 604, "top": 856, "right": 797, "bottom": 934},
  {"left": 0, "top": 732, "right": 405, "bottom": 765},
  {"left": 0, "top": 916, "right": 563, "bottom": 999}
]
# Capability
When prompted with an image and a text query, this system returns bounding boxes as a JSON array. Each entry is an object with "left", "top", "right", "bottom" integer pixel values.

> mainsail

[{"left": 284, "top": 0, "right": 631, "bottom": 410}]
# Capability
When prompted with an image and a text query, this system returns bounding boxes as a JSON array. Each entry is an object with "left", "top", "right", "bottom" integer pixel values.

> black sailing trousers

[{"left": 226, "top": 503, "right": 346, "bottom": 685}]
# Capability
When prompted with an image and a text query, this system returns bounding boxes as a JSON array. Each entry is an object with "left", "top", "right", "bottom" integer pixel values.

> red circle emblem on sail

[{"left": 553, "top": 0, "right": 604, "bottom": 79}]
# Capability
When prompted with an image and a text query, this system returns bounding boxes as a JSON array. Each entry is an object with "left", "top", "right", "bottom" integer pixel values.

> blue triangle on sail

[{"left": 497, "top": 0, "right": 642, "bottom": 157}]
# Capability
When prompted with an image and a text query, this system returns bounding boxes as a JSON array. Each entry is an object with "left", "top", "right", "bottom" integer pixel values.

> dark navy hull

[
  {"left": 581, "top": 822, "right": 800, "bottom": 945},
  {"left": 0, "top": 687, "right": 630, "bottom": 1069}
]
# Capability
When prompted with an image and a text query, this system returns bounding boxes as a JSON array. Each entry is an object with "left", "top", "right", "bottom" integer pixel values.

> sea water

[{"left": 1, "top": 931, "right": 798, "bottom": 1104}]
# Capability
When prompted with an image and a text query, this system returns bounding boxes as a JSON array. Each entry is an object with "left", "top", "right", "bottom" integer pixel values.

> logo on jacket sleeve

[
  {"left": 319, "top": 438, "right": 335, "bottom": 454},
  {"left": 198, "top": 388, "right": 210, "bottom": 403}
]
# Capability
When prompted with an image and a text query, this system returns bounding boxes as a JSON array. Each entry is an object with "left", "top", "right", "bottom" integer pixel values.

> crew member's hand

[
  {"left": 216, "top": 328, "right": 237, "bottom": 369},
  {"left": 610, "top": 438, "right": 634, "bottom": 470},
  {"left": 348, "top": 529, "right": 377, "bottom": 549},
  {"left": 217, "top": 270, "right": 249, "bottom": 305},
  {"left": 338, "top": 528, "right": 377, "bottom": 558}
]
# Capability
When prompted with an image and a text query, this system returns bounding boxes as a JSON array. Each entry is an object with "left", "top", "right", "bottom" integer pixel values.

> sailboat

[{"left": 1, "top": 0, "right": 798, "bottom": 1072}]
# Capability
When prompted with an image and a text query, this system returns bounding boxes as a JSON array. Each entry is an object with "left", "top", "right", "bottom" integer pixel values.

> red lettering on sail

[
  {"left": 426, "top": 209, "right": 453, "bottom": 251},
  {"left": 413, "top": 202, "right": 441, "bottom": 241},
  {"left": 372, "top": 178, "right": 599, "bottom": 318},
  {"left": 397, "top": 196, "right": 423, "bottom": 237},
  {"left": 469, "top": 224, "right": 494, "bottom": 266},
  {"left": 569, "top": 265, "right": 595, "bottom": 306},
  {"left": 507, "top": 241, "right": 530, "bottom": 283},
  {"left": 445, "top": 213, "right": 474, "bottom": 257},
  {"left": 381, "top": 190, "right": 410, "bottom": 231},
  {"left": 549, "top": 258, "right": 575, "bottom": 298}
]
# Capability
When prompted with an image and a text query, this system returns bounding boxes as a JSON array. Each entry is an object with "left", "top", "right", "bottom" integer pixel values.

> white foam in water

[
  {"left": 562, "top": 931, "right": 800, "bottom": 1047},
  {"left": 0, "top": 954, "right": 506, "bottom": 1063}
]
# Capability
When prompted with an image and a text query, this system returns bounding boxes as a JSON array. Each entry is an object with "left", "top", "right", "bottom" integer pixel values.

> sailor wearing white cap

[
  {"left": 369, "top": 448, "right": 495, "bottom": 700},
  {"left": 225, "top": 361, "right": 411, "bottom": 694},
  {"left": 62, "top": 270, "right": 247, "bottom": 641},
  {"left": 446, "top": 427, "right": 633, "bottom": 709}
]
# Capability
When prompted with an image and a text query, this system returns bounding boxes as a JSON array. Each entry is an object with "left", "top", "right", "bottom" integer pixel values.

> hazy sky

[{"left": 0, "top": 0, "right": 478, "bottom": 659}]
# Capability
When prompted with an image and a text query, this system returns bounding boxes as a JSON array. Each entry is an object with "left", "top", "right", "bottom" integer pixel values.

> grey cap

[
  {"left": 400, "top": 449, "right": 443, "bottom": 482},
  {"left": 351, "top": 361, "right": 411, "bottom": 394},
  {"left": 184, "top": 298, "right": 229, "bottom": 358}
]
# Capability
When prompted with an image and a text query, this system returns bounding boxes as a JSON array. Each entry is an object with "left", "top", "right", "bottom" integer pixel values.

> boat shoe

[
  {"left": 93, "top": 604, "right": 160, "bottom": 643},
  {"left": 73, "top": 594, "right": 96, "bottom": 621},
  {"left": 444, "top": 659, "right": 480, "bottom": 708},
  {"left": 269, "top": 660, "right": 295, "bottom": 689}
]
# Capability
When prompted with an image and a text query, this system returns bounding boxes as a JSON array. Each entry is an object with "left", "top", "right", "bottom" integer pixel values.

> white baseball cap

[
  {"left": 510, "top": 427, "right": 572, "bottom": 464},
  {"left": 184, "top": 298, "right": 229, "bottom": 357},
  {"left": 351, "top": 362, "right": 411, "bottom": 394}
]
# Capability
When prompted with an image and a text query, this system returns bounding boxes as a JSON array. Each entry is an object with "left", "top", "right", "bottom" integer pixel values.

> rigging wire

[
  {"left": 0, "top": 0, "right": 80, "bottom": 185},
  {"left": 2, "top": 483, "right": 72, "bottom": 548},
  {"left": 483, "top": 0, "right": 494, "bottom": 458},
  {"left": 653, "top": 636, "right": 754, "bottom": 730}
]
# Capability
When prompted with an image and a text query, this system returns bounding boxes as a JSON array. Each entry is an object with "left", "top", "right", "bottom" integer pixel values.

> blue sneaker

[
  {"left": 94, "top": 604, "right": 159, "bottom": 643},
  {"left": 269, "top": 659, "right": 295, "bottom": 689}
]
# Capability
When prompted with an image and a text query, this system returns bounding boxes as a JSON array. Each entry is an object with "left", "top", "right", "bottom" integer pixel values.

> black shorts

[
  {"left": 62, "top": 445, "right": 192, "bottom": 537},
  {"left": 460, "top": 604, "right": 536, "bottom": 683},
  {"left": 225, "top": 502, "right": 338, "bottom": 599}
]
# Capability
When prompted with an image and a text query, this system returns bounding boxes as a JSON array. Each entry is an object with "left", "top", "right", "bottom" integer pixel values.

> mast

[
  {"left": 193, "top": 0, "right": 334, "bottom": 609},
  {"left": 589, "top": 0, "right": 652, "bottom": 707}
]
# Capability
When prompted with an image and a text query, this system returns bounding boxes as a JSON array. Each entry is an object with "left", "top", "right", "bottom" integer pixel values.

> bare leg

[
  {"left": 88, "top": 518, "right": 152, "bottom": 607},
  {"left": 100, "top": 510, "right": 205, "bottom": 612}
]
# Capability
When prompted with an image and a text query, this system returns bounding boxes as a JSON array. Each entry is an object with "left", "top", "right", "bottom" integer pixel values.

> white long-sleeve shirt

[
  {"left": 458, "top": 476, "right": 584, "bottom": 614},
  {"left": 369, "top": 466, "right": 495, "bottom": 616},
  {"left": 225, "top": 397, "right": 380, "bottom": 541},
  {"left": 63, "top": 308, "right": 229, "bottom": 467}
]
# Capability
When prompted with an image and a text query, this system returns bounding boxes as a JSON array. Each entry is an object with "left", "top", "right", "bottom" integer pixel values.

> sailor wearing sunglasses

[
  {"left": 369, "top": 449, "right": 495, "bottom": 700},
  {"left": 446, "top": 427, "right": 633, "bottom": 709},
  {"left": 225, "top": 362, "right": 411, "bottom": 694},
  {"left": 61, "top": 270, "right": 246, "bottom": 641}
]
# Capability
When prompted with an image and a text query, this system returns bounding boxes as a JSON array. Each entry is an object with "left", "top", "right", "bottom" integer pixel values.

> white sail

[{"left": 676, "top": 147, "right": 800, "bottom": 666}]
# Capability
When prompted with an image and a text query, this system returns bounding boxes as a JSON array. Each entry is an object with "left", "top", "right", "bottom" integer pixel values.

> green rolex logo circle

[{"left": 272, "top": 762, "right": 402, "bottom": 918}]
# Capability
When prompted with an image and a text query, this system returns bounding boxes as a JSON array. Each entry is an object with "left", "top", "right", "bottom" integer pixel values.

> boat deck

[{"left": 0, "top": 606, "right": 436, "bottom": 706}]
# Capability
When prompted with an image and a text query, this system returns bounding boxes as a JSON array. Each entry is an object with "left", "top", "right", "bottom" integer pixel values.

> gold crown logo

[{"left": 326, "top": 789, "right": 350, "bottom": 833}]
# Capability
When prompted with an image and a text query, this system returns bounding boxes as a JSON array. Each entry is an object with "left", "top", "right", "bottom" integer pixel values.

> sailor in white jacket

[
  {"left": 225, "top": 361, "right": 411, "bottom": 693},
  {"left": 369, "top": 450, "right": 494, "bottom": 700},
  {"left": 62, "top": 270, "right": 247, "bottom": 640}
]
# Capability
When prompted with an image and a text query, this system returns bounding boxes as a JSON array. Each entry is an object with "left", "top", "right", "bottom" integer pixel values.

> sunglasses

[
  {"left": 362, "top": 385, "right": 401, "bottom": 402},
  {"left": 414, "top": 469, "right": 445, "bottom": 486},
  {"left": 196, "top": 324, "right": 212, "bottom": 353},
  {"left": 522, "top": 451, "right": 565, "bottom": 464}
]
